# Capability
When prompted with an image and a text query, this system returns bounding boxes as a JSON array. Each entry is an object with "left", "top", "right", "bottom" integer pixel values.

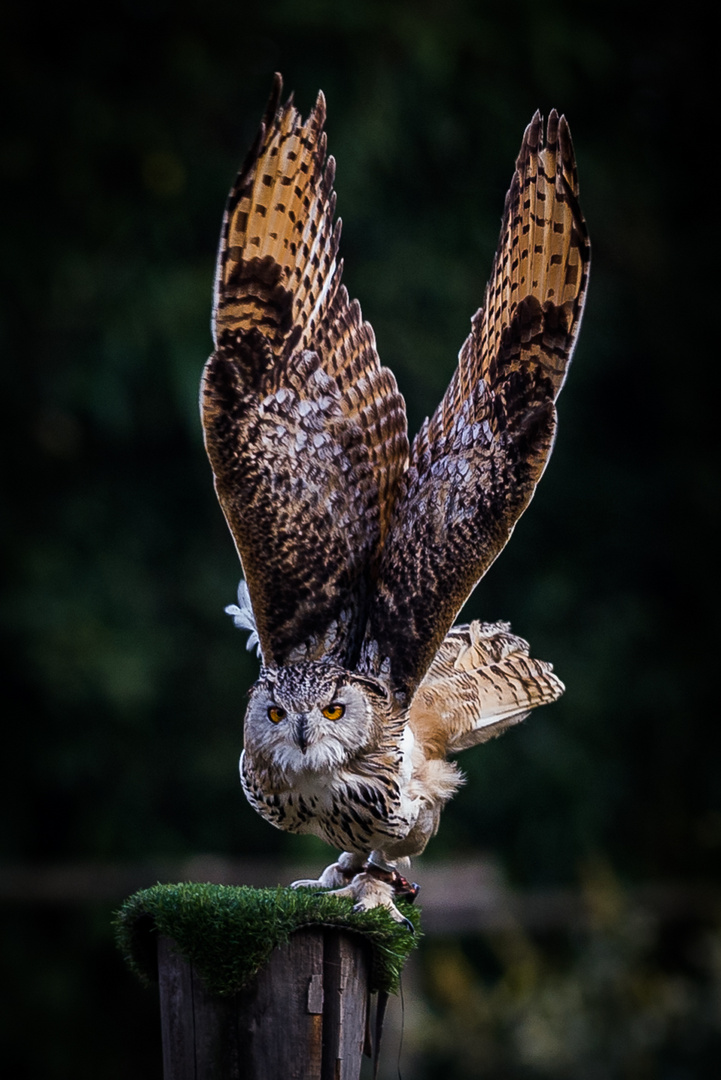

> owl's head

[{"left": 244, "top": 661, "right": 391, "bottom": 774}]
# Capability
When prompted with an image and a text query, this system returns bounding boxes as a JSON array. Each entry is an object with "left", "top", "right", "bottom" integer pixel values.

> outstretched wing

[
  {"left": 410, "top": 622, "right": 565, "bottom": 757},
  {"left": 360, "top": 111, "right": 590, "bottom": 702},
  {"left": 201, "top": 76, "right": 408, "bottom": 668}
]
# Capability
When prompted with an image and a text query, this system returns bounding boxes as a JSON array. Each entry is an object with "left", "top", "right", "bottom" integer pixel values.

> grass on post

[{"left": 114, "top": 881, "right": 419, "bottom": 997}]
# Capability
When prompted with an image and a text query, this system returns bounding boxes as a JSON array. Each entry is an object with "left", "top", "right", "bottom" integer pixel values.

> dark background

[{"left": 2, "top": 1, "right": 716, "bottom": 1076}]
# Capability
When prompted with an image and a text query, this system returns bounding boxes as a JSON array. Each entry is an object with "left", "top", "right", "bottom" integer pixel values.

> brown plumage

[{"left": 201, "top": 75, "right": 589, "bottom": 923}]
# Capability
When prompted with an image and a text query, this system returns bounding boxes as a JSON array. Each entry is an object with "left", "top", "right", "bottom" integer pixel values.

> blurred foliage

[
  {"left": 414, "top": 864, "right": 721, "bottom": 1078},
  {"left": 0, "top": 0, "right": 716, "bottom": 1076}
]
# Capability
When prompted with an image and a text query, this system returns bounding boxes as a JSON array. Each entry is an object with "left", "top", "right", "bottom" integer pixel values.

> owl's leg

[
  {"left": 368, "top": 853, "right": 421, "bottom": 903},
  {"left": 292, "top": 853, "right": 418, "bottom": 927},
  {"left": 290, "top": 850, "right": 364, "bottom": 890},
  {"left": 325, "top": 853, "right": 419, "bottom": 929}
]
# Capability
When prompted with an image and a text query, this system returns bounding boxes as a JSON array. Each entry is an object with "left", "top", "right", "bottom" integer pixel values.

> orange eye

[
  {"left": 322, "top": 703, "right": 345, "bottom": 721},
  {"left": 267, "top": 705, "right": 286, "bottom": 724}
]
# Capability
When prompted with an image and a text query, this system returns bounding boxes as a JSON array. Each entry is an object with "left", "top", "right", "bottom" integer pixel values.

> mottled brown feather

[
  {"left": 202, "top": 75, "right": 409, "bottom": 667},
  {"left": 410, "top": 621, "right": 565, "bottom": 758},
  {"left": 360, "top": 110, "right": 590, "bottom": 701}
]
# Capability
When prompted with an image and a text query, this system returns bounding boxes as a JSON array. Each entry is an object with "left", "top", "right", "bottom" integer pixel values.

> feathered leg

[{"left": 294, "top": 851, "right": 418, "bottom": 928}]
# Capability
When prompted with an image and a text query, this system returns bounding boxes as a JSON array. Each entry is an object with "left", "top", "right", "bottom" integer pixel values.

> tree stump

[{"left": 158, "top": 927, "right": 372, "bottom": 1080}]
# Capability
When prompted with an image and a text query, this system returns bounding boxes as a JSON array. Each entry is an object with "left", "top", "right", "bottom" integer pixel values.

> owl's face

[{"left": 244, "top": 661, "right": 390, "bottom": 775}]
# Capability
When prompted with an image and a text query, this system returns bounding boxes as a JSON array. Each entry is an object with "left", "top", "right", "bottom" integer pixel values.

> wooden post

[{"left": 158, "top": 927, "right": 372, "bottom": 1080}]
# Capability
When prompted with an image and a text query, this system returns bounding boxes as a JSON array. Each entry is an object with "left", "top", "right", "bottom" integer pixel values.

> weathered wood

[
  {"left": 158, "top": 934, "right": 197, "bottom": 1080},
  {"left": 321, "top": 931, "right": 371, "bottom": 1079},
  {"left": 158, "top": 928, "right": 372, "bottom": 1079}
]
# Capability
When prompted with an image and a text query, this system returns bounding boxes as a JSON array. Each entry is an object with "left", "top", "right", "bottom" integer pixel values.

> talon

[{"left": 351, "top": 898, "right": 414, "bottom": 931}]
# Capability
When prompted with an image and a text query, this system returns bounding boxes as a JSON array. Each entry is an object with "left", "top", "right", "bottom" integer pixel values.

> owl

[{"left": 201, "top": 75, "right": 589, "bottom": 925}]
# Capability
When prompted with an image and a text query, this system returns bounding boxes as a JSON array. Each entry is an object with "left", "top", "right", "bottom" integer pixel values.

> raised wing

[
  {"left": 409, "top": 622, "right": 564, "bottom": 757},
  {"left": 360, "top": 111, "right": 590, "bottom": 702},
  {"left": 201, "top": 76, "right": 408, "bottom": 668}
]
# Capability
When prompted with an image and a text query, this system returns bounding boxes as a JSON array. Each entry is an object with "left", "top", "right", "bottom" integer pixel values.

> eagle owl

[{"left": 201, "top": 75, "right": 589, "bottom": 924}]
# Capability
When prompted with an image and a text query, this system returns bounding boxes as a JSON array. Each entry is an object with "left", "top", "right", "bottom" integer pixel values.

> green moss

[{"left": 114, "top": 882, "right": 419, "bottom": 996}]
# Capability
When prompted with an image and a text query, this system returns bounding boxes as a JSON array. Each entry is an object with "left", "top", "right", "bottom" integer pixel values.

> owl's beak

[{"left": 295, "top": 715, "right": 309, "bottom": 754}]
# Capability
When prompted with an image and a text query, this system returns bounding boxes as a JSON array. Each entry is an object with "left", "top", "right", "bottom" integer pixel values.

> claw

[
  {"left": 351, "top": 898, "right": 414, "bottom": 932},
  {"left": 328, "top": 871, "right": 412, "bottom": 927}
]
